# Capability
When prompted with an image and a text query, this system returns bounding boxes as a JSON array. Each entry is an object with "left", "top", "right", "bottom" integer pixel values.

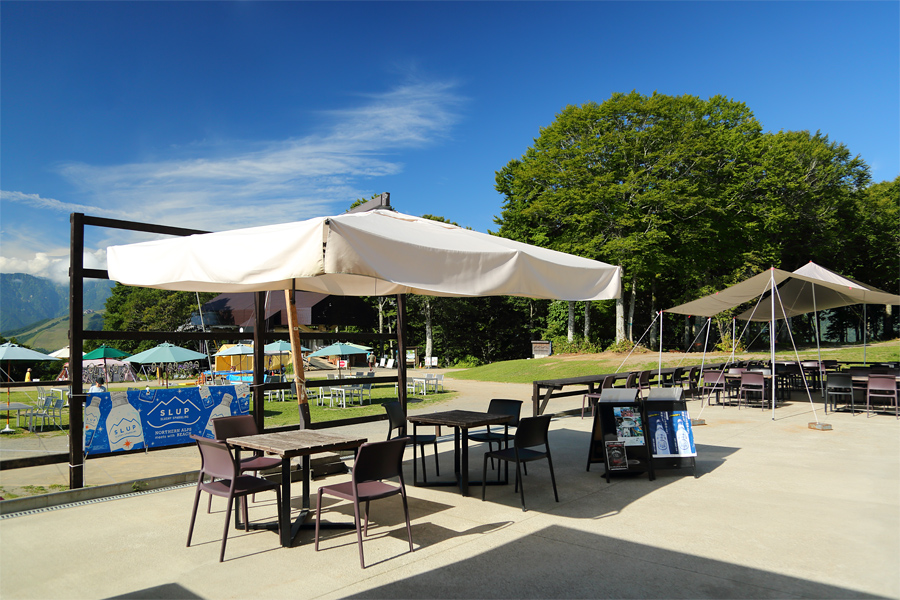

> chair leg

[
  {"left": 353, "top": 497, "right": 366, "bottom": 568},
  {"left": 220, "top": 496, "right": 234, "bottom": 562},
  {"left": 516, "top": 459, "right": 526, "bottom": 512},
  {"left": 315, "top": 488, "right": 323, "bottom": 551},
  {"left": 547, "top": 453, "right": 559, "bottom": 502},
  {"left": 432, "top": 440, "right": 440, "bottom": 476},
  {"left": 401, "top": 488, "right": 414, "bottom": 554},
  {"left": 363, "top": 500, "right": 371, "bottom": 536},
  {"left": 481, "top": 453, "right": 489, "bottom": 501},
  {"left": 187, "top": 485, "right": 203, "bottom": 547}
]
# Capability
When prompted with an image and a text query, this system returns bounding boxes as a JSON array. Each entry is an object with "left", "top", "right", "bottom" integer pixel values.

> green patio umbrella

[
  {"left": 214, "top": 343, "right": 254, "bottom": 374},
  {"left": 310, "top": 342, "right": 370, "bottom": 377},
  {"left": 125, "top": 343, "right": 207, "bottom": 388},
  {"left": 82, "top": 345, "right": 131, "bottom": 386}
]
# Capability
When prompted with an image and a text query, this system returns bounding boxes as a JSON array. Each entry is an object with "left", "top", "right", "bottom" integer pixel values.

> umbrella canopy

[
  {"left": 82, "top": 345, "right": 131, "bottom": 360},
  {"left": 0, "top": 343, "right": 61, "bottom": 362},
  {"left": 124, "top": 343, "right": 207, "bottom": 364},
  {"left": 106, "top": 209, "right": 622, "bottom": 300},
  {"left": 264, "top": 340, "right": 309, "bottom": 354},
  {"left": 309, "top": 342, "right": 370, "bottom": 358},
  {"left": 49, "top": 346, "right": 81, "bottom": 359}
]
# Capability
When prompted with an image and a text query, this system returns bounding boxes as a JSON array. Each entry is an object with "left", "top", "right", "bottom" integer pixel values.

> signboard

[
  {"left": 338, "top": 360, "right": 348, "bottom": 368},
  {"left": 83, "top": 384, "right": 250, "bottom": 454},
  {"left": 648, "top": 410, "right": 697, "bottom": 457}
]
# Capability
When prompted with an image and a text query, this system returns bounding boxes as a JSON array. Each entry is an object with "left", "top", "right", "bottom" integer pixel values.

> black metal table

[{"left": 407, "top": 409, "right": 512, "bottom": 497}]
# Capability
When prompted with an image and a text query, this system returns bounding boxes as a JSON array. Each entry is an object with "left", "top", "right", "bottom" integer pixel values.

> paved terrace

[{"left": 1, "top": 375, "right": 898, "bottom": 599}]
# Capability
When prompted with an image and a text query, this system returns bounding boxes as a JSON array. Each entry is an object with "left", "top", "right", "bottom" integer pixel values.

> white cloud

[{"left": 1, "top": 79, "right": 464, "bottom": 281}]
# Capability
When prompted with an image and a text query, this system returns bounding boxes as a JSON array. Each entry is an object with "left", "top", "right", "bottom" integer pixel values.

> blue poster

[
  {"left": 83, "top": 384, "right": 251, "bottom": 454},
  {"left": 648, "top": 410, "right": 696, "bottom": 458}
]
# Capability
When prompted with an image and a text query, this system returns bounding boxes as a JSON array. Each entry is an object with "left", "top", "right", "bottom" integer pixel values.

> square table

[
  {"left": 1, "top": 402, "right": 38, "bottom": 429},
  {"left": 407, "top": 409, "right": 512, "bottom": 497},
  {"left": 228, "top": 429, "right": 367, "bottom": 547}
]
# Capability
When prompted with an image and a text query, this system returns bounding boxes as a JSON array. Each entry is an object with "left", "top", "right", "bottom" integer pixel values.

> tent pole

[
  {"left": 770, "top": 268, "right": 776, "bottom": 421},
  {"left": 812, "top": 285, "right": 823, "bottom": 397},
  {"left": 863, "top": 303, "right": 867, "bottom": 365},
  {"left": 658, "top": 311, "right": 663, "bottom": 388}
]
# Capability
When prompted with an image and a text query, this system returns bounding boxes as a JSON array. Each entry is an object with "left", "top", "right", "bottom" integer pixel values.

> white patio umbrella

[
  {"left": 0, "top": 343, "right": 61, "bottom": 433},
  {"left": 107, "top": 209, "right": 622, "bottom": 405}
]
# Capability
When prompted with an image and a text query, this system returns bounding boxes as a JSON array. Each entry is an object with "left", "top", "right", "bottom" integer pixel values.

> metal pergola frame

[{"left": 62, "top": 212, "right": 409, "bottom": 489}]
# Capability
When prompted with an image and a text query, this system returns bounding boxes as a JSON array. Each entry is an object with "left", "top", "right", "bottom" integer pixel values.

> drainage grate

[{"left": 1, "top": 482, "right": 195, "bottom": 519}]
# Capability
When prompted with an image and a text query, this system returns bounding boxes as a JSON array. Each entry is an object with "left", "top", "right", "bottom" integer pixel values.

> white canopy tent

[
  {"left": 107, "top": 209, "right": 622, "bottom": 408},
  {"left": 666, "top": 262, "right": 900, "bottom": 421},
  {"left": 107, "top": 209, "right": 621, "bottom": 300}
]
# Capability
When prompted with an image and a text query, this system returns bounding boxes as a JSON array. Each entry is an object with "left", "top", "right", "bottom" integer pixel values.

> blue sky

[{"left": 2, "top": 1, "right": 898, "bottom": 284}]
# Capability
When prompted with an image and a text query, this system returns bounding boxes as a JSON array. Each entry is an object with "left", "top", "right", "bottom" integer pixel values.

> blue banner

[
  {"left": 83, "top": 384, "right": 251, "bottom": 454},
  {"left": 648, "top": 410, "right": 696, "bottom": 458}
]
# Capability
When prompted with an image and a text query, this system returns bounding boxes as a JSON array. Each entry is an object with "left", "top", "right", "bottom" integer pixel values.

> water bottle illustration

[
  {"left": 203, "top": 393, "right": 233, "bottom": 438},
  {"left": 84, "top": 396, "right": 102, "bottom": 449},
  {"left": 106, "top": 392, "right": 145, "bottom": 451},
  {"left": 199, "top": 384, "right": 214, "bottom": 409},
  {"left": 654, "top": 419, "right": 670, "bottom": 455},
  {"left": 675, "top": 420, "right": 692, "bottom": 455}
]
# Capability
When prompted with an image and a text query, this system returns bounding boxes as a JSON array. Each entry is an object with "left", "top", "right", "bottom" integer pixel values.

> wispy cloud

[
  {"left": 1, "top": 79, "right": 464, "bottom": 282},
  {"left": 55, "top": 80, "right": 464, "bottom": 232}
]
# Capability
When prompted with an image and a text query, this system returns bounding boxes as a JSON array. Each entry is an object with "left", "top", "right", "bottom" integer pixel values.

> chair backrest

[
  {"left": 671, "top": 367, "right": 684, "bottom": 382},
  {"left": 688, "top": 366, "right": 700, "bottom": 384},
  {"left": 486, "top": 398, "right": 523, "bottom": 428},
  {"left": 383, "top": 401, "right": 405, "bottom": 438},
  {"left": 514, "top": 415, "right": 552, "bottom": 450},
  {"left": 53, "top": 395, "right": 66, "bottom": 409},
  {"left": 353, "top": 437, "right": 408, "bottom": 484},
  {"left": 211, "top": 414, "right": 259, "bottom": 440},
  {"left": 703, "top": 370, "right": 724, "bottom": 385},
  {"left": 639, "top": 370, "right": 650, "bottom": 386},
  {"left": 602, "top": 375, "right": 615, "bottom": 389},
  {"left": 868, "top": 375, "right": 898, "bottom": 393},
  {"left": 625, "top": 372, "right": 637, "bottom": 388},
  {"left": 741, "top": 372, "right": 765, "bottom": 386},
  {"left": 826, "top": 373, "right": 853, "bottom": 390},
  {"left": 191, "top": 434, "right": 238, "bottom": 480}
]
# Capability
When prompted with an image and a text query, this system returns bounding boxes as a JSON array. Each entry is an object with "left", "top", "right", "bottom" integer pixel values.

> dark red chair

[
  {"left": 208, "top": 415, "right": 283, "bottom": 513},
  {"left": 315, "top": 437, "right": 413, "bottom": 568},
  {"left": 867, "top": 375, "right": 898, "bottom": 418},
  {"left": 186, "top": 434, "right": 282, "bottom": 562}
]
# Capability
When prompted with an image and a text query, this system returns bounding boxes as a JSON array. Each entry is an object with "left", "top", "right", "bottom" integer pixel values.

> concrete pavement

[{"left": 1, "top": 374, "right": 898, "bottom": 599}]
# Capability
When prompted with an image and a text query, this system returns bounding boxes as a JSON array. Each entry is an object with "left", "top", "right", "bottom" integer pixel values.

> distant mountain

[{"left": 0, "top": 273, "right": 114, "bottom": 333}]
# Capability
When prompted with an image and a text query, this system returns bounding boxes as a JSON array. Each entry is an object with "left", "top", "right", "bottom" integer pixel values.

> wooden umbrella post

[{"left": 285, "top": 289, "right": 307, "bottom": 405}]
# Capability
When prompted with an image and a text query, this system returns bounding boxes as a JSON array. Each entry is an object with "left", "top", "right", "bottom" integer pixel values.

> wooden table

[
  {"left": 228, "top": 429, "right": 367, "bottom": 547},
  {"left": 407, "top": 410, "right": 512, "bottom": 497}
]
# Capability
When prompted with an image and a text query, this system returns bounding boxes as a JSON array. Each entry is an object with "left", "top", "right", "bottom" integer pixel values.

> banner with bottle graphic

[
  {"left": 647, "top": 410, "right": 696, "bottom": 458},
  {"left": 83, "top": 384, "right": 251, "bottom": 454}
]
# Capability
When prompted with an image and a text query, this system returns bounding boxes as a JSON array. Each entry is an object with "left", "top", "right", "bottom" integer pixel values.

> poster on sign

[
  {"left": 83, "top": 384, "right": 250, "bottom": 455},
  {"left": 648, "top": 410, "right": 696, "bottom": 458}
]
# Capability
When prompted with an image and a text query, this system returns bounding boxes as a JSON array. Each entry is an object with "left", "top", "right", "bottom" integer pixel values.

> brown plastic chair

[
  {"left": 866, "top": 375, "right": 898, "bottom": 419},
  {"left": 686, "top": 366, "right": 701, "bottom": 398},
  {"left": 481, "top": 414, "right": 558, "bottom": 512},
  {"left": 701, "top": 370, "right": 726, "bottom": 407},
  {"left": 208, "top": 415, "right": 283, "bottom": 513},
  {"left": 315, "top": 437, "right": 413, "bottom": 568},
  {"left": 384, "top": 401, "right": 439, "bottom": 481},
  {"left": 582, "top": 377, "right": 613, "bottom": 419},
  {"left": 637, "top": 370, "right": 651, "bottom": 399},
  {"left": 624, "top": 372, "right": 638, "bottom": 388},
  {"left": 738, "top": 371, "right": 766, "bottom": 409},
  {"left": 186, "top": 435, "right": 282, "bottom": 562}
]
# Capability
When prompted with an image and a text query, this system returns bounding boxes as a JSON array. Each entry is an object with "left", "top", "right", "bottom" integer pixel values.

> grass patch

[{"left": 449, "top": 341, "right": 900, "bottom": 384}]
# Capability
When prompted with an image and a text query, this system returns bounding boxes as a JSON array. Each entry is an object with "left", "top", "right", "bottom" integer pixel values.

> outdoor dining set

[{"left": 188, "top": 395, "right": 552, "bottom": 567}]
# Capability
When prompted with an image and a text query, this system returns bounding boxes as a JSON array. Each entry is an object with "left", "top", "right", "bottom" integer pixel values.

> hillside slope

[{"left": 0, "top": 273, "right": 113, "bottom": 332}]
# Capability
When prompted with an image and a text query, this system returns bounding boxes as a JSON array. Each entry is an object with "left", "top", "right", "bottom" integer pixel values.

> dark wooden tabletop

[
  {"left": 228, "top": 430, "right": 367, "bottom": 458},
  {"left": 407, "top": 410, "right": 512, "bottom": 429}
]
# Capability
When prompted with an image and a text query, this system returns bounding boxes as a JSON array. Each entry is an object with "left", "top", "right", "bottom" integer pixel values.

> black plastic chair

[
  {"left": 481, "top": 414, "right": 558, "bottom": 512},
  {"left": 186, "top": 435, "right": 282, "bottom": 562},
  {"left": 663, "top": 367, "right": 685, "bottom": 389},
  {"left": 686, "top": 366, "right": 700, "bottom": 398},
  {"left": 825, "top": 373, "right": 855, "bottom": 414},
  {"left": 208, "top": 415, "right": 283, "bottom": 513},
  {"left": 468, "top": 399, "right": 523, "bottom": 472},
  {"left": 384, "top": 401, "right": 439, "bottom": 481},
  {"left": 637, "top": 370, "right": 651, "bottom": 399},
  {"left": 315, "top": 438, "right": 413, "bottom": 568}
]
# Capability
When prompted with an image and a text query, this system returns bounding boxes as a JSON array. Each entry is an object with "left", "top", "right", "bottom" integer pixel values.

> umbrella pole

[
  {"left": 2, "top": 361, "right": 12, "bottom": 434},
  {"left": 285, "top": 289, "right": 308, "bottom": 406}
]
